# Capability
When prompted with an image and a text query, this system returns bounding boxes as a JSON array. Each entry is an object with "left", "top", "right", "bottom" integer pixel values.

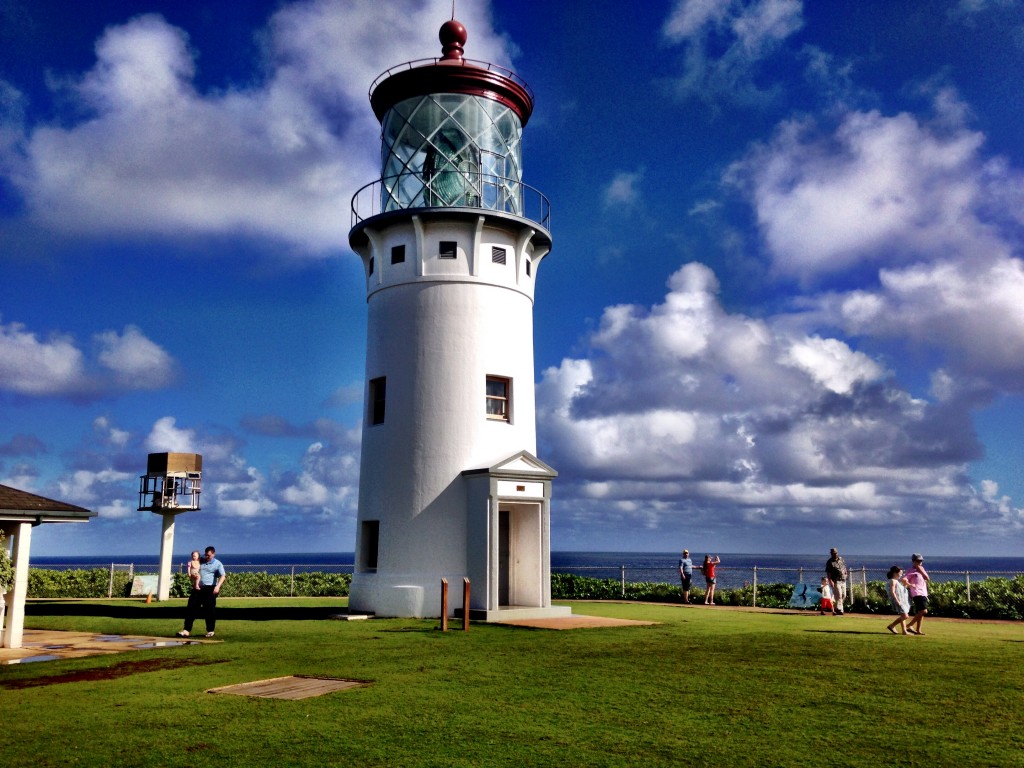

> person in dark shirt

[{"left": 825, "top": 548, "right": 848, "bottom": 615}]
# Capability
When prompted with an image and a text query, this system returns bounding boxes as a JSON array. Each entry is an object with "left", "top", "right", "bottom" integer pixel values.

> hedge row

[{"left": 25, "top": 569, "right": 351, "bottom": 599}]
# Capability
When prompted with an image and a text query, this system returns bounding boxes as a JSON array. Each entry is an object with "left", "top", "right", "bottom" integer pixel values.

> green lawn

[{"left": 2, "top": 599, "right": 1022, "bottom": 767}]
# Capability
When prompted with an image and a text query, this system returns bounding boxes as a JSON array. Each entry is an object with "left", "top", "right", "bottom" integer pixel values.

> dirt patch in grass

[{"left": 0, "top": 658, "right": 226, "bottom": 689}]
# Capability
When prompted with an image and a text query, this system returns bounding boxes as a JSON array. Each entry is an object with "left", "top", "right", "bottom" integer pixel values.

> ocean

[{"left": 27, "top": 551, "right": 1024, "bottom": 588}]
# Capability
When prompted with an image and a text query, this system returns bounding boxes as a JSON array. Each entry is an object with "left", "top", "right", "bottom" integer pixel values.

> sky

[{"left": 2, "top": 0, "right": 1024, "bottom": 557}]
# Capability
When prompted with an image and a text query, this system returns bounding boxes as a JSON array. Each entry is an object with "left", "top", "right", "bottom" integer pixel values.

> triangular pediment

[{"left": 462, "top": 450, "right": 557, "bottom": 479}]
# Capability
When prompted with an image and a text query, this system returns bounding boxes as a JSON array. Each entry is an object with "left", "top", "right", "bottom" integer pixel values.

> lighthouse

[{"left": 347, "top": 18, "right": 568, "bottom": 620}]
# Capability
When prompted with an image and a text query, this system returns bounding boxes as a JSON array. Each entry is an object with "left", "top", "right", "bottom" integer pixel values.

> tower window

[
  {"left": 391, "top": 244, "right": 405, "bottom": 264},
  {"left": 369, "top": 377, "right": 386, "bottom": 425},
  {"left": 439, "top": 241, "right": 457, "bottom": 259},
  {"left": 369, "top": 257, "right": 375, "bottom": 276},
  {"left": 525, "top": 259, "right": 532, "bottom": 276},
  {"left": 486, "top": 376, "right": 511, "bottom": 421},
  {"left": 492, "top": 246, "right": 507, "bottom": 265}
]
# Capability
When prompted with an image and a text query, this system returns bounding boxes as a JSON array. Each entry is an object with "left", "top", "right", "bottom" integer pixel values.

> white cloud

[
  {"left": 537, "top": 261, "right": 993, "bottom": 537},
  {"left": 602, "top": 170, "right": 644, "bottom": 210},
  {"left": 93, "top": 416, "right": 130, "bottom": 448},
  {"left": 96, "top": 325, "right": 176, "bottom": 389},
  {"left": 56, "top": 468, "right": 134, "bottom": 508},
  {"left": 145, "top": 416, "right": 197, "bottom": 454},
  {"left": 782, "top": 336, "right": 883, "bottom": 395},
  {"left": 828, "top": 258, "right": 1024, "bottom": 390},
  {"left": 210, "top": 458, "right": 279, "bottom": 519},
  {"left": 0, "top": 321, "right": 85, "bottom": 395},
  {"left": 2, "top": 0, "right": 515, "bottom": 256},
  {"left": 728, "top": 106, "right": 1005, "bottom": 283},
  {"left": 662, "top": 0, "right": 804, "bottom": 107},
  {"left": 664, "top": 0, "right": 733, "bottom": 40},
  {"left": 0, "top": 318, "right": 176, "bottom": 398}
]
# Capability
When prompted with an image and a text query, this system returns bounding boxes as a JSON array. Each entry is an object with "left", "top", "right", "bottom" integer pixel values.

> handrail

[{"left": 350, "top": 172, "right": 551, "bottom": 232}]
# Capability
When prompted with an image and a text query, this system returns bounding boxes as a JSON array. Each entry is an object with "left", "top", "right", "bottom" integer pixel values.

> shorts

[
  {"left": 680, "top": 574, "right": 692, "bottom": 589},
  {"left": 912, "top": 595, "right": 929, "bottom": 612},
  {"left": 706, "top": 577, "right": 716, "bottom": 586}
]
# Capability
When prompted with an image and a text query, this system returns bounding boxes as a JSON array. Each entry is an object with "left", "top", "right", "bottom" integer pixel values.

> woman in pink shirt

[{"left": 905, "top": 553, "right": 931, "bottom": 635}]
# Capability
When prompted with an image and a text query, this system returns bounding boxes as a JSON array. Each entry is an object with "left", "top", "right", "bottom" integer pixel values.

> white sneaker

[
  {"left": 176, "top": 630, "right": 189, "bottom": 637},
  {"left": 205, "top": 632, "right": 215, "bottom": 638}
]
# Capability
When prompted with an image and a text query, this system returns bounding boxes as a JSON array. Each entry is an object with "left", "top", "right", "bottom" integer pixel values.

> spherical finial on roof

[{"left": 439, "top": 19, "right": 467, "bottom": 60}]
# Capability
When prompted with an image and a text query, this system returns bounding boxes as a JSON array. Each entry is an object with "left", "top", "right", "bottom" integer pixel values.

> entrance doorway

[{"left": 496, "top": 503, "right": 542, "bottom": 607}]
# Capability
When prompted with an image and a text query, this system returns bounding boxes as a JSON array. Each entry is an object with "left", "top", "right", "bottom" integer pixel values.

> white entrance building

[{"left": 347, "top": 18, "right": 568, "bottom": 621}]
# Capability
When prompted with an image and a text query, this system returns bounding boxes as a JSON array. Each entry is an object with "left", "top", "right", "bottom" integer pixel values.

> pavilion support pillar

[{"left": 2, "top": 521, "right": 32, "bottom": 649}]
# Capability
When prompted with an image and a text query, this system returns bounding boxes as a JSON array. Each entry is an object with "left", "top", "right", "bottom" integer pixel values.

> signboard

[{"left": 130, "top": 574, "right": 160, "bottom": 597}]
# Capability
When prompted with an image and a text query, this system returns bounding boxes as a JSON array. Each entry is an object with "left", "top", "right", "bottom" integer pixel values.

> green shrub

[
  {"left": 0, "top": 532, "right": 14, "bottom": 592},
  {"left": 26, "top": 568, "right": 352, "bottom": 599},
  {"left": 27, "top": 568, "right": 134, "bottom": 598},
  {"left": 293, "top": 571, "right": 351, "bottom": 597}
]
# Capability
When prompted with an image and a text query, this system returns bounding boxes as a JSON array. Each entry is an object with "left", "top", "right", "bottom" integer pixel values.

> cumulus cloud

[
  {"left": 728, "top": 106, "right": 1005, "bottom": 283},
  {"left": 662, "top": 0, "right": 804, "bottom": 107},
  {"left": 725, "top": 90, "right": 1024, "bottom": 395},
  {"left": 96, "top": 325, "right": 176, "bottom": 389},
  {"left": 276, "top": 429, "right": 361, "bottom": 519},
  {"left": 1, "top": 0, "right": 514, "bottom": 255},
  {"left": 144, "top": 416, "right": 198, "bottom": 454},
  {"left": 56, "top": 468, "right": 135, "bottom": 515},
  {"left": 537, "top": 262, "right": 997, "bottom": 539},
  {"left": 0, "top": 318, "right": 176, "bottom": 398},
  {"left": 827, "top": 259, "right": 1024, "bottom": 392},
  {"left": 0, "top": 320, "right": 85, "bottom": 395}
]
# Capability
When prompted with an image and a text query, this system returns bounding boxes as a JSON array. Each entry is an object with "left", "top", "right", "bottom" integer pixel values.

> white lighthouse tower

[{"left": 348, "top": 18, "right": 568, "bottom": 621}]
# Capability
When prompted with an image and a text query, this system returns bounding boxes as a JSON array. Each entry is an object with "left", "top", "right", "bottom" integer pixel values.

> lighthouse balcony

[{"left": 351, "top": 172, "right": 550, "bottom": 235}]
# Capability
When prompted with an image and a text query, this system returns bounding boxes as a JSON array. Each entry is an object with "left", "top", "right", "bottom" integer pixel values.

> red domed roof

[{"left": 369, "top": 19, "right": 534, "bottom": 125}]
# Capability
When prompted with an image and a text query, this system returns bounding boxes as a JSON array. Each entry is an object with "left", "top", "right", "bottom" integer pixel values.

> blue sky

[{"left": 2, "top": 0, "right": 1024, "bottom": 557}]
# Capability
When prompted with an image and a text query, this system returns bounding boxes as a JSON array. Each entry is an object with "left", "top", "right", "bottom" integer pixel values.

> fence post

[
  {"left": 621, "top": 565, "right": 626, "bottom": 598},
  {"left": 752, "top": 566, "right": 758, "bottom": 607},
  {"left": 440, "top": 578, "right": 449, "bottom": 632},
  {"left": 108, "top": 563, "right": 115, "bottom": 599},
  {"left": 798, "top": 566, "right": 803, "bottom": 584},
  {"left": 462, "top": 578, "right": 470, "bottom": 632},
  {"left": 290, "top": 566, "right": 296, "bottom": 597},
  {"left": 966, "top": 571, "right": 971, "bottom": 603}
]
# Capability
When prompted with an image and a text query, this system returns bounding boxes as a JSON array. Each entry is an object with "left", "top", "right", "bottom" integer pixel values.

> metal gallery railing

[{"left": 351, "top": 172, "right": 551, "bottom": 231}]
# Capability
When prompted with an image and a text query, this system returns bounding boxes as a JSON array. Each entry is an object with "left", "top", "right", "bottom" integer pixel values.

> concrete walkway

[{"left": 0, "top": 629, "right": 216, "bottom": 664}]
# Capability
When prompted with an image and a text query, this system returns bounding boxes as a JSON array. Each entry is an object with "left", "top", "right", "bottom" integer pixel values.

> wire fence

[
  {"left": 553, "top": 564, "right": 1024, "bottom": 605},
  {"left": 32, "top": 561, "right": 1024, "bottom": 605}
]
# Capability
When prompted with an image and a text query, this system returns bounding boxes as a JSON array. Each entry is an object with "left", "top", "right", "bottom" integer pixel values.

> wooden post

[
  {"left": 462, "top": 578, "right": 470, "bottom": 632},
  {"left": 440, "top": 578, "right": 449, "bottom": 632},
  {"left": 752, "top": 566, "right": 758, "bottom": 608}
]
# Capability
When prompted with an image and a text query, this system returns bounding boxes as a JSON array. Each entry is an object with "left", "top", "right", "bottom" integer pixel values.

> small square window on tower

[
  {"left": 369, "top": 376, "right": 386, "bottom": 425},
  {"left": 391, "top": 244, "right": 406, "bottom": 264},
  {"left": 492, "top": 246, "right": 506, "bottom": 265},
  {"left": 486, "top": 375, "right": 511, "bottom": 421},
  {"left": 439, "top": 240, "right": 458, "bottom": 259},
  {"left": 525, "top": 259, "right": 532, "bottom": 276}
]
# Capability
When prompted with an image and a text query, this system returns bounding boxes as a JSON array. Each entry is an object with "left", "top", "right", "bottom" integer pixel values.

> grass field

[{"left": 2, "top": 599, "right": 1022, "bottom": 767}]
